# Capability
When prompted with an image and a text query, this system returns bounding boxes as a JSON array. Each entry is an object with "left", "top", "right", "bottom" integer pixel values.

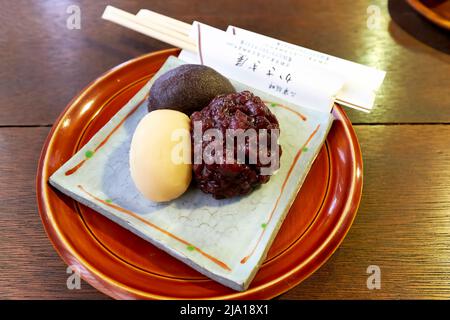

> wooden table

[{"left": 1, "top": 0, "right": 449, "bottom": 299}]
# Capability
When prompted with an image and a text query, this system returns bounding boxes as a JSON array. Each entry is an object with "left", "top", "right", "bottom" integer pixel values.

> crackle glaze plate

[{"left": 36, "top": 48, "right": 363, "bottom": 299}]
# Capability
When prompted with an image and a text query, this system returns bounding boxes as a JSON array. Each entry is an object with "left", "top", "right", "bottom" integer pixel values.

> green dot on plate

[
  {"left": 261, "top": 223, "right": 267, "bottom": 229},
  {"left": 85, "top": 150, "right": 94, "bottom": 158},
  {"left": 270, "top": 103, "right": 277, "bottom": 107},
  {"left": 302, "top": 147, "right": 309, "bottom": 152},
  {"left": 105, "top": 199, "right": 112, "bottom": 203},
  {"left": 187, "top": 245, "right": 195, "bottom": 251}
]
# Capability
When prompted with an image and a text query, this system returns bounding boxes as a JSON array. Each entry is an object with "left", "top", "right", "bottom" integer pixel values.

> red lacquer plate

[
  {"left": 407, "top": 0, "right": 450, "bottom": 31},
  {"left": 36, "top": 48, "right": 363, "bottom": 299}
]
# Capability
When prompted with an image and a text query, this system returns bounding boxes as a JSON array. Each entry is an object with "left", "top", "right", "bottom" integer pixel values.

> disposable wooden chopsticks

[
  {"left": 101, "top": 5, "right": 373, "bottom": 113},
  {"left": 135, "top": 9, "right": 192, "bottom": 36},
  {"left": 102, "top": 6, "right": 197, "bottom": 52}
]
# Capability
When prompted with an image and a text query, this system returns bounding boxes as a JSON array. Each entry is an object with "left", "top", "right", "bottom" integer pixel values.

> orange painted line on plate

[
  {"left": 264, "top": 101, "right": 307, "bottom": 121},
  {"left": 64, "top": 159, "right": 87, "bottom": 176},
  {"left": 77, "top": 185, "right": 232, "bottom": 272},
  {"left": 241, "top": 124, "right": 321, "bottom": 264},
  {"left": 65, "top": 97, "right": 146, "bottom": 176}
]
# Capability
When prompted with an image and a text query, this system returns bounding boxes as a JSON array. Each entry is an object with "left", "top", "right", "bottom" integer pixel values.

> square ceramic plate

[{"left": 49, "top": 56, "right": 333, "bottom": 291}]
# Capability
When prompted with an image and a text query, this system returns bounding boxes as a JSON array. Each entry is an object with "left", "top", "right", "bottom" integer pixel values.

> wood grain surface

[{"left": 1, "top": 0, "right": 449, "bottom": 299}]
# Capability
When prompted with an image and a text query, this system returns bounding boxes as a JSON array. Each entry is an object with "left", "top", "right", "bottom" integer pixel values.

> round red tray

[{"left": 36, "top": 48, "right": 362, "bottom": 299}]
